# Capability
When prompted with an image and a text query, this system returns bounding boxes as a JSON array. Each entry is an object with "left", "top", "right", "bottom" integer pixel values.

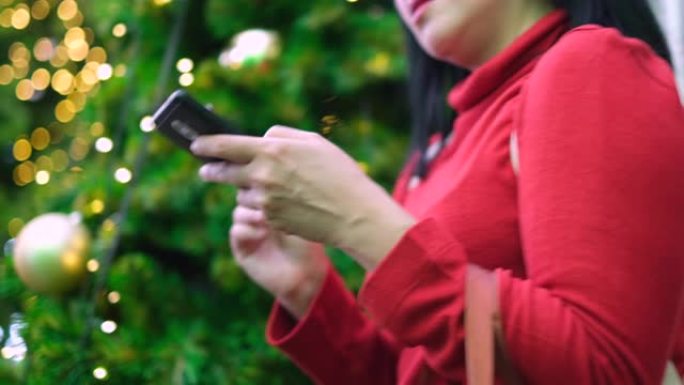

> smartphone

[{"left": 152, "top": 89, "right": 242, "bottom": 162}]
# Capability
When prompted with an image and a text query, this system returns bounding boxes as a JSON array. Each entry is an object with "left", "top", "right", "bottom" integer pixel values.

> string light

[
  {"left": 86, "top": 259, "right": 100, "bottom": 273},
  {"left": 0, "top": 8, "right": 13, "bottom": 28},
  {"left": 51, "top": 149, "right": 69, "bottom": 172},
  {"left": 13, "top": 162, "right": 34, "bottom": 186},
  {"left": 139, "top": 116, "right": 156, "bottom": 132},
  {"left": 57, "top": 0, "right": 78, "bottom": 21},
  {"left": 7, "top": 218, "right": 24, "bottom": 238},
  {"left": 178, "top": 73, "right": 194, "bottom": 87},
  {"left": 92, "top": 367, "right": 108, "bottom": 380},
  {"left": 15, "top": 79, "right": 35, "bottom": 101},
  {"left": 90, "top": 122, "right": 105, "bottom": 137},
  {"left": 0, "top": 65, "right": 14, "bottom": 85},
  {"left": 30, "top": 127, "right": 51, "bottom": 150},
  {"left": 100, "top": 320, "right": 117, "bottom": 334},
  {"left": 112, "top": 23, "right": 127, "bottom": 38},
  {"left": 96, "top": 63, "right": 113, "bottom": 80},
  {"left": 89, "top": 199, "right": 105, "bottom": 214},
  {"left": 11, "top": 5, "right": 30, "bottom": 30},
  {"left": 31, "top": 68, "right": 51, "bottom": 90},
  {"left": 31, "top": 0, "right": 50, "bottom": 20},
  {"left": 55, "top": 100, "right": 76, "bottom": 123},
  {"left": 94, "top": 137, "right": 113, "bottom": 153},
  {"left": 36, "top": 156, "right": 53, "bottom": 172},
  {"left": 176, "top": 58, "right": 193, "bottom": 73},
  {"left": 69, "top": 137, "right": 89, "bottom": 160},
  {"left": 114, "top": 64, "right": 127, "bottom": 77},
  {"left": 33, "top": 38, "right": 55, "bottom": 61},
  {"left": 51, "top": 69, "right": 74, "bottom": 94},
  {"left": 13, "top": 139, "right": 32, "bottom": 162},
  {"left": 35, "top": 170, "right": 50, "bottom": 185},
  {"left": 107, "top": 291, "right": 121, "bottom": 304},
  {"left": 114, "top": 167, "right": 132, "bottom": 184},
  {"left": 87, "top": 47, "right": 107, "bottom": 63},
  {"left": 49, "top": 45, "right": 69, "bottom": 67}
]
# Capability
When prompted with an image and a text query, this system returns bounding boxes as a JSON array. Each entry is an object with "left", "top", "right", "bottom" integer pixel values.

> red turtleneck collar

[{"left": 447, "top": 10, "right": 568, "bottom": 112}]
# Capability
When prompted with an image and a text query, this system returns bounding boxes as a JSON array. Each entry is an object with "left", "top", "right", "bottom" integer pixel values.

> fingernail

[
  {"left": 199, "top": 164, "right": 213, "bottom": 179},
  {"left": 189, "top": 140, "right": 200, "bottom": 153}
]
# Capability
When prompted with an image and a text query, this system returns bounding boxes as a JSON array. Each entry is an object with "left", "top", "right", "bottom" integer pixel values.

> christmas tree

[{"left": 0, "top": 0, "right": 410, "bottom": 383}]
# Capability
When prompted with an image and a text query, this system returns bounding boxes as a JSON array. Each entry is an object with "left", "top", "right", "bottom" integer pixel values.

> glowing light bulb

[
  {"left": 139, "top": 116, "right": 156, "bottom": 132},
  {"left": 94, "top": 137, "right": 113, "bottom": 153},
  {"left": 86, "top": 259, "right": 100, "bottom": 272},
  {"left": 93, "top": 367, "right": 108, "bottom": 380},
  {"left": 96, "top": 63, "right": 112, "bottom": 80},
  {"left": 107, "top": 291, "right": 121, "bottom": 304},
  {"left": 114, "top": 167, "right": 132, "bottom": 184},
  {"left": 35, "top": 170, "right": 50, "bottom": 185},
  {"left": 100, "top": 320, "right": 117, "bottom": 334},
  {"left": 179, "top": 73, "right": 194, "bottom": 87},
  {"left": 112, "top": 23, "right": 127, "bottom": 38},
  {"left": 176, "top": 58, "right": 193, "bottom": 73}
]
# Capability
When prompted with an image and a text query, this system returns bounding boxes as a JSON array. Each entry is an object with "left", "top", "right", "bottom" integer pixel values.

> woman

[{"left": 190, "top": 0, "right": 684, "bottom": 383}]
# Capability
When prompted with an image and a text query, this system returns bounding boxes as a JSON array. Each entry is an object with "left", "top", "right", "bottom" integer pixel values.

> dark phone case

[{"left": 152, "top": 90, "right": 242, "bottom": 162}]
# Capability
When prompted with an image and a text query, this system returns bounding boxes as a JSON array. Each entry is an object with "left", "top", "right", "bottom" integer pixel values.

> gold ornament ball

[{"left": 13, "top": 213, "right": 90, "bottom": 294}]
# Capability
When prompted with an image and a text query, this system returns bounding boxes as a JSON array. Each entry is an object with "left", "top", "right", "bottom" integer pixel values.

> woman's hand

[
  {"left": 191, "top": 126, "right": 415, "bottom": 270},
  {"left": 231, "top": 201, "right": 328, "bottom": 319}
]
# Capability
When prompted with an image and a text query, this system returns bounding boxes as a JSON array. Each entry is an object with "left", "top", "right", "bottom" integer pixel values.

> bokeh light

[
  {"left": 114, "top": 167, "right": 132, "bottom": 184},
  {"left": 11, "top": 6, "right": 30, "bottom": 30},
  {"left": 90, "top": 122, "right": 105, "bottom": 137},
  {"left": 112, "top": 23, "right": 127, "bottom": 38},
  {"left": 176, "top": 58, "right": 193, "bottom": 73},
  {"left": 94, "top": 137, "right": 113, "bottom": 153},
  {"left": 31, "top": 0, "right": 50, "bottom": 20},
  {"left": 15, "top": 79, "right": 34, "bottom": 101},
  {"left": 93, "top": 367, "right": 108, "bottom": 380},
  {"left": 0, "top": 65, "right": 14, "bottom": 85},
  {"left": 100, "top": 320, "right": 117, "bottom": 334},
  {"left": 86, "top": 259, "right": 100, "bottom": 272},
  {"left": 55, "top": 100, "right": 77, "bottom": 122},
  {"left": 90, "top": 199, "right": 105, "bottom": 214},
  {"left": 31, "top": 68, "right": 51, "bottom": 90},
  {"left": 30, "top": 127, "right": 51, "bottom": 150},
  {"left": 57, "top": 0, "right": 78, "bottom": 21},
  {"left": 107, "top": 291, "right": 121, "bottom": 304},
  {"left": 179, "top": 73, "right": 194, "bottom": 87},
  {"left": 51, "top": 69, "right": 74, "bottom": 94},
  {"left": 7, "top": 218, "right": 24, "bottom": 238},
  {"left": 13, "top": 139, "right": 32, "bottom": 161},
  {"left": 35, "top": 170, "right": 50, "bottom": 185},
  {"left": 96, "top": 63, "right": 112, "bottom": 80},
  {"left": 139, "top": 116, "right": 156, "bottom": 132},
  {"left": 69, "top": 137, "right": 89, "bottom": 160},
  {"left": 51, "top": 149, "right": 69, "bottom": 172}
]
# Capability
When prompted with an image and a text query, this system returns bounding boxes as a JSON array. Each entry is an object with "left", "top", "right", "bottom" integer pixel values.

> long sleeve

[
  {"left": 266, "top": 264, "right": 400, "bottom": 385},
  {"left": 357, "top": 26, "right": 684, "bottom": 385},
  {"left": 500, "top": 27, "right": 684, "bottom": 384}
]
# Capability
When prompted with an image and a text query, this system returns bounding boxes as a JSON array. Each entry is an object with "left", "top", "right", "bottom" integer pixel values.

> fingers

[
  {"left": 198, "top": 162, "right": 251, "bottom": 187},
  {"left": 190, "top": 134, "right": 261, "bottom": 163},
  {"left": 233, "top": 204, "right": 266, "bottom": 226},
  {"left": 236, "top": 188, "right": 266, "bottom": 210},
  {"left": 264, "top": 125, "right": 316, "bottom": 139}
]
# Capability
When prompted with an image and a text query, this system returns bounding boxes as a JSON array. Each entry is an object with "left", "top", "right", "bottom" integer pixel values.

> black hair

[{"left": 407, "top": 0, "right": 672, "bottom": 179}]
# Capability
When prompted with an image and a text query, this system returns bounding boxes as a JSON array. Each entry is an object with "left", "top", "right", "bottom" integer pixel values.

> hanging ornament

[
  {"left": 12, "top": 213, "right": 90, "bottom": 294},
  {"left": 218, "top": 29, "right": 280, "bottom": 70}
]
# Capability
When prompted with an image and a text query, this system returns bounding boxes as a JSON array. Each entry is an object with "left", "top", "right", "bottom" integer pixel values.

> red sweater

[{"left": 266, "top": 11, "right": 684, "bottom": 385}]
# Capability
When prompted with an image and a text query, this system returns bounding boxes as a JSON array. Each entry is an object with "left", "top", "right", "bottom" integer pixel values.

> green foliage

[{"left": 0, "top": 0, "right": 410, "bottom": 383}]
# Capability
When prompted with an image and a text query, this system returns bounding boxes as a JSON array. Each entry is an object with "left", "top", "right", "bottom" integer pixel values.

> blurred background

[{"left": 0, "top": 1, "right": 681, "bottom": 384}]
